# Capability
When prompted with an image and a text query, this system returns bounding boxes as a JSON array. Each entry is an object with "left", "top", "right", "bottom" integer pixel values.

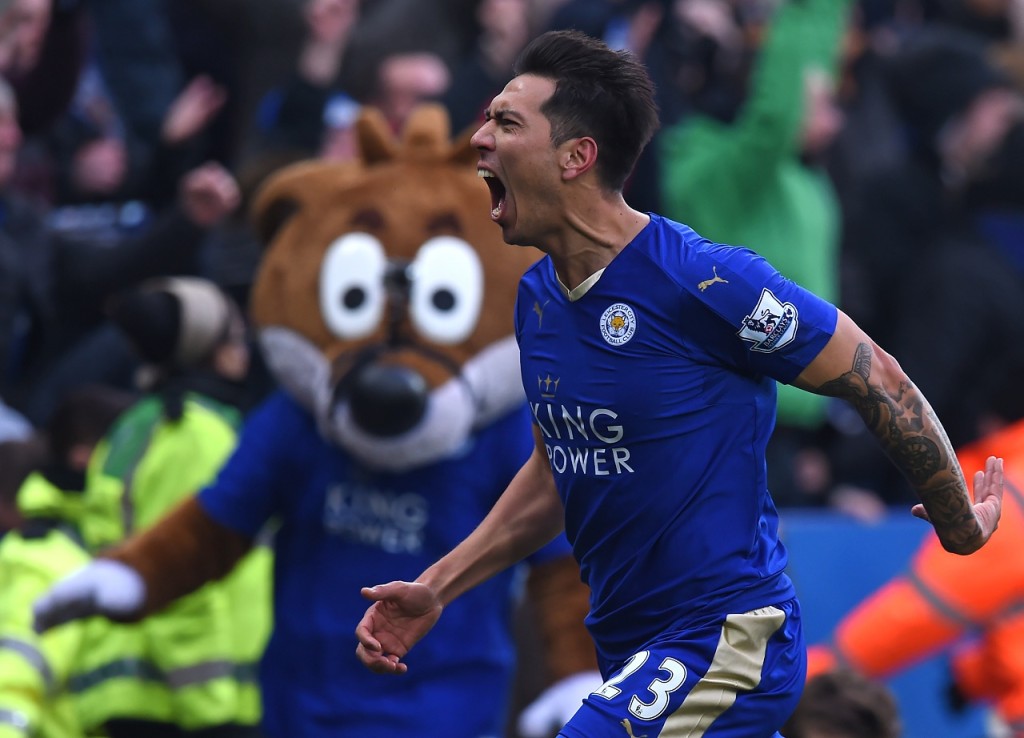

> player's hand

[
  {"left": 517, "top": 670, "right": 604, "bottom": 738},
  {"left": 354, "top": 581, "right": 443, "bottom": 674},
  {"left": 912, "top": 455, "right": 1004, "bottom": 553},
  {"left": 33, "top": 559, "right": 146, "bottom": 633}
]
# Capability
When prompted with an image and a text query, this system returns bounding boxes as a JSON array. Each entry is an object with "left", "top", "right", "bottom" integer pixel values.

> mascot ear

[
  {"left": 401, "top": 104, "right": 451, "bottom": 161},
  {"left": 356, "top": 106, "right": 397, "bottom": 165},
  {"left": 250, "top": 160, "right": 360, "bottom": 245},
  {"left": 450, "top": 123, "right": 480, "bottom": 168}
]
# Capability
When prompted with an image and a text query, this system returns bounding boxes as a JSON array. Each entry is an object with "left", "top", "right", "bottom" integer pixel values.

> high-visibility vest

[
  {"left": 0, "top": 473, "right": 90, "bottom": 738},
  {"left": 222, "top": 541, "right": 274, "bottom": 726},
  {"left": 78, "top": 393, "right": 271, "bottom": 730},
  {"left": 807, "top": 419, "right": 1024, "bottom": 726}
]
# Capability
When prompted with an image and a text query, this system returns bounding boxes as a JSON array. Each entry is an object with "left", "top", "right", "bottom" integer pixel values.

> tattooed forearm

[{"left": 816, "top": 343, "right": 981, "bottom": 552}]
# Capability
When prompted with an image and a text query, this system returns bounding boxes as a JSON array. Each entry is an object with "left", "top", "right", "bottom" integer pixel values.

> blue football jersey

[{"left": 515, "top": 214, "right": 838, "bottom": 667}]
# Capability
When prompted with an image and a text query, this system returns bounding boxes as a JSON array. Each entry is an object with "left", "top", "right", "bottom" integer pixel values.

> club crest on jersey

[
  {"left": 737, "top": 288, "right": 798, "bottom": 352},
  {"left": 600, "top": 303, "right": 636, "bottom": 346}
]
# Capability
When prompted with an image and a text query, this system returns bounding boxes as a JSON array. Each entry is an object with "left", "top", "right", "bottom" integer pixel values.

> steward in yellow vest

[
  {"left": 72, "top": 278, "right": 272, "bottom": 738},
  {"left": 0, "top": 386, "right": 134, "bottom": 738}
]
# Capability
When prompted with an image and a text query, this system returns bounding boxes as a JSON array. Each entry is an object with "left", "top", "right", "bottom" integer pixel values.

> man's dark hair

[
  {"left": 0, "top": 438, "right": 48, "bottom": 506},
  {"left": 514, "top": 29, "right": 660, "bottom": 192},
  {"left": 783, "top": 670, "right": 902, "bottom": 738},
  {"left": 46, "top": 384, "right": 136, "bottom": 464}
]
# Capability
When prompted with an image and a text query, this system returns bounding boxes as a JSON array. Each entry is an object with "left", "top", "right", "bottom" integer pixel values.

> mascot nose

[{"left": 347, "top": 363, "right": 429, "bottom": 437}]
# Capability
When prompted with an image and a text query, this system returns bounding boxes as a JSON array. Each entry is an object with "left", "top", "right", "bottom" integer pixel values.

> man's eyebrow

[{"left": 485, "top": 107, "right": 520, "bottom": 122}]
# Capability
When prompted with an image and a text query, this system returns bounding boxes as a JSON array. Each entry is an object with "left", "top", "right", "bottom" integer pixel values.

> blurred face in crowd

[
  {"left": 800, "top": 69, "right": 844, "bottom": 158},
  {"left": 0, "top": 0, "right": 51, "bottom": 75},
  {"left": 0, "top": 84, "right": 22, "bottom": 188},
  {"left": 214, "top": 311, "right": 251, "bottom": 382},
  {"left": 375, "top": 52, "right": 451, "bottom": 133}
]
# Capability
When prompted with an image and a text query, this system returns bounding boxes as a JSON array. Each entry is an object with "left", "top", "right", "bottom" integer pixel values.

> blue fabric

[
  {"left": 559, "top": 599, "right": 804, "bottom": 737},
  {"left": 199, "top": 391, "right": 568, "bottom": 738},
  {"left": 515, "top": 214, "right": 836, "bottom": 667}
]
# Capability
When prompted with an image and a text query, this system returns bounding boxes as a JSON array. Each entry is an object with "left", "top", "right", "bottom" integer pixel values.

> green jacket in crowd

[{"left": 659, "top": 0, "right": 851, "bottom": 429}]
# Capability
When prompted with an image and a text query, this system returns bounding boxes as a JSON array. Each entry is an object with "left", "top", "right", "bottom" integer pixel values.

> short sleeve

[
  {"left": 686, "top": 242, "right": 838, "bottom": 384},
  {"left": 197, "top": 392, "right": 302, "bottom": 537}
]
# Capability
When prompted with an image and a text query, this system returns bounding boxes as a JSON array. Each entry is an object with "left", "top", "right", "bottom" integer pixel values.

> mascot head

[{"left": 249, "top": 104, "right": 538, "bottom": 471}]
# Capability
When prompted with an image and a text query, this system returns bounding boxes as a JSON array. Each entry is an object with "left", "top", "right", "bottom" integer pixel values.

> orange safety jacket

[{"left": 806, "top": 418, "right": 1024, "bottom": 734}]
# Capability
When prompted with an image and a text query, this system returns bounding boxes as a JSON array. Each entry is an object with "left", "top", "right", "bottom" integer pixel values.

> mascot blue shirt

[{"left": 199, "top": 391, "right": 570, "bottom": 738}]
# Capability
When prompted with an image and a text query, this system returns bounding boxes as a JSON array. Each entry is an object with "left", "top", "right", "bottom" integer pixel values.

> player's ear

[{"left": 560, "top": 137, "right": 598, "bottom": 180}]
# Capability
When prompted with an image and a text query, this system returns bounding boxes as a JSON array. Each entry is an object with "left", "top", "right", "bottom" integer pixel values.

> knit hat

[
  {"left": 108, "top": 277, "right": 233, "bottom": 371},
  {"left": 886, "top": 28, "right": 1011, "bottom": 148}
]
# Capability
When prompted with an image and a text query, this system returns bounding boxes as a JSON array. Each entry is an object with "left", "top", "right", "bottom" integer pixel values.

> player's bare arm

[
  {"left": 794, "top": 310, "right": 1003, "bottom": 555},
  {"left": 419, "top": 427, "right": 565, "bottom": 605},
  {"left": 356, "top": 427, "right": 565, "bottom": 674}
]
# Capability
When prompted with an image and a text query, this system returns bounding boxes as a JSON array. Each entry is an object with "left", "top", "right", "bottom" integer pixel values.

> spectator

[
  {"left": 69, "top": 277, "right": 271, "bottom": 738},
  {"left": 805, "top": 378, "right": 1024, "bottom": 736},
  {"left": 0, "top": 75, "right": 242, "bottom": 426},
  {"left": 0, "top": 385, "right": 134, "bottom": 738},
  {"left": 782, "top": 669, "right": 902, "bottom": 738},
  {"left": 247, "top": 0, "right": 361, "bottom": 163},
  {"left": 0, "top": 0, "right": 87, "bottom": 137},
  {"left": 442, "top": 0, "right": 533, "bottom": 133},
  {"left": 369, "top": 50, "right": 451, "bottom": 133}
]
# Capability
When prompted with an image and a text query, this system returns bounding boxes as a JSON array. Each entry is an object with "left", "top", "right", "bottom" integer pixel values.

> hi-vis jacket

[
  {"left": 807, "top": 419, "right": 1024, "bottom": 734},
  {"left": 0, "top": 473, "right": 90, "bottom": 738},
  {"left": 76, "top": 393, "right": 272, "bottom": 732}
]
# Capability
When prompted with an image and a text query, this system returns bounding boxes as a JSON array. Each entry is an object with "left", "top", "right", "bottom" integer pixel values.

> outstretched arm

[
  {"left": 355, "top": 426, "right": 565, "bottom": 674},
  {"left": 33, "top": 497, "right": 252, "bottom": 632},
  {"left": 794, "top": 310, "right": 1003, "bottom": 554}
]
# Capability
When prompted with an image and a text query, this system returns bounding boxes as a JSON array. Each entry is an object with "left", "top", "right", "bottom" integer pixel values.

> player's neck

[{"left": 547, "top": 194, "right": 648, "bottom": 291}]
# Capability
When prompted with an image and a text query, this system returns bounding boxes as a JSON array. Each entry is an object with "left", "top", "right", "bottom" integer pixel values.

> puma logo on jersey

[
  {"left": 698, "top": 266, "right": 729, "bottom": 292},
  {"left": 621, "top": 718, "right": 647, "bottom": 738},
  {"left": 533, "top": 299, "right": 551, "bottom": 328}
]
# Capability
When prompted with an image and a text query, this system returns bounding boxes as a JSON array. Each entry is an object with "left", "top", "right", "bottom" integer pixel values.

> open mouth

[{"left": 477, "top": 168, "right": 506, "bottom": 220}]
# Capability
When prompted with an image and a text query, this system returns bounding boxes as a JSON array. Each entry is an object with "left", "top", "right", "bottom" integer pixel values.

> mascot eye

[
  {"left": 408, "top": 236, "right": 483, "bottom": 345},
  {"left": 320, "top": 233, "right": 387, "bottom": 339}
]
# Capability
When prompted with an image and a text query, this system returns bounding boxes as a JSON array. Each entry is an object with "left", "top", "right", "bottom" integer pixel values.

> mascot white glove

[
  {"left": 517, "top": 670, "right": 605, "bottom": 738},
  {"left": 33, "top": 559, "right": 146, "bottom": 632}
]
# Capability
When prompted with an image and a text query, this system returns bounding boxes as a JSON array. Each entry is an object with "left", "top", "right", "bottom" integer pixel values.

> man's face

[
  {"left": 0, "top": 0, "right": 50, "bottom": 74},
  {"left": 470, "top": 74, "right": 566, "bottom": 247}
]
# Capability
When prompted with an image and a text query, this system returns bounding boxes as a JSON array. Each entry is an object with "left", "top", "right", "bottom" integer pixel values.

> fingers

[
  {"left": 360, "top": 581, "right": 405, "bottom": 602},
  {"left": 354, "top": 606, "right": 409, "bottom": 675},
  {"left": 910, "top": 503, "right": 930, "bottom": 522},
  {"left": 354, "top": 643, "right": 408, "bottom": 674},
  {"left": 32, "top": 590, "right": 92, "bottom": 633},
  {"left": 354, "top": 612, "right": 381, "bottom": 652},
  {"left": 974, "top": 457, "right": 1004, "bottom": 503}
]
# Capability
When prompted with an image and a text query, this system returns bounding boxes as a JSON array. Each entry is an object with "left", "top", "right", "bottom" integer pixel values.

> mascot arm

[
  {"left": 104, "top": 496, "right": 252, "bottom": 617},
  {"left": 516, "top": 555, "right": 603, "bottom": 738},
  {"left": 526, "top": 555, "right": 598, "bottom": 680}
]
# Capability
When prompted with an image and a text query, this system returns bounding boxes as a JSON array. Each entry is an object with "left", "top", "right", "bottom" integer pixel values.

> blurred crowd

[
  {"left": 0, "top": 0, "right": 1020, "bottom": 521},
  {"left": 0, "top": 0, "right": 1019, "bottom": 514},
  {"left": 0, "top": 0, "right": 1020, "bottom": 735}
]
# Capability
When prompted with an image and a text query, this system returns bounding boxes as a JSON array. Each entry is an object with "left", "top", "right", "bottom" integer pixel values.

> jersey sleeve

[
  {"left": 685, "top": 241, "right": 838, "bottom": 384},
  {"left": 197, "top": 392, "right": 302, "bottom": 538}
]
